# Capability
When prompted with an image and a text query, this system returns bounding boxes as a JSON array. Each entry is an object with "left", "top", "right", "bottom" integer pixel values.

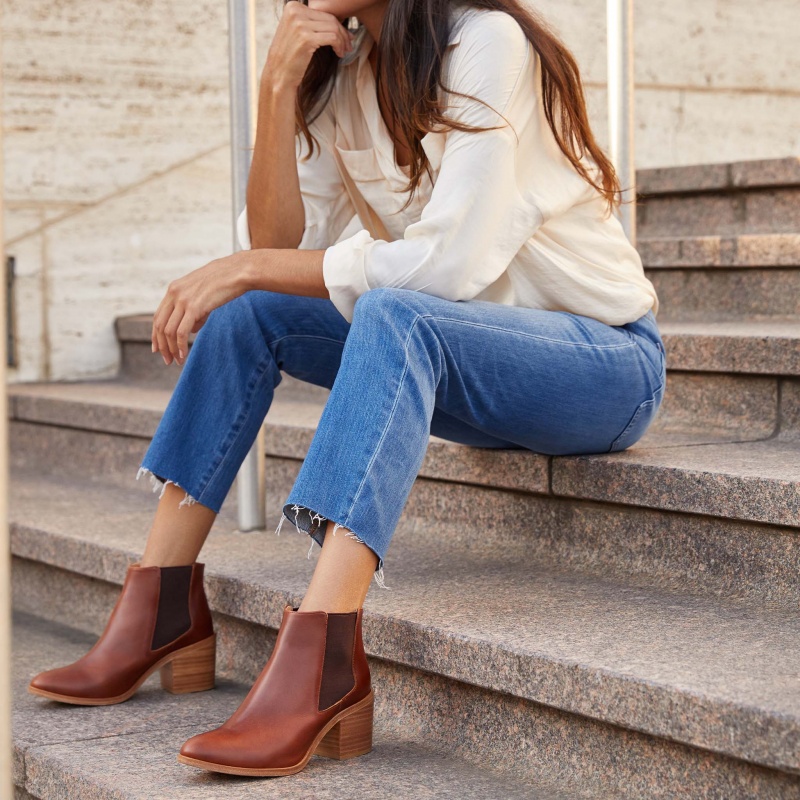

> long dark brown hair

[{"left": 293, "top": 0, "right": 626, "bottom": 216}]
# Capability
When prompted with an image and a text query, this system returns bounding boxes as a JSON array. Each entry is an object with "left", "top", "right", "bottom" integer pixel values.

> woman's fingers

[
  {"left": 273, "top": 1, "right": 354, "bottom": 77},
  {"left": 315, "top": 25, "right": 353, "bottom": 59},
  {"left": 163, "top": 303, "right": 187, "bottom": 365},
  {"left": 151, "top": 297, "right": 174, "bottom": 365},
  {"left": 310, "top": 16, "right": 353, "bottom": 58},
  {"left": 152, "top": 281, "right": 184, "bottom": 366},
  {"left": 175, "top": 311, "right": 196, "bottom": 363}
]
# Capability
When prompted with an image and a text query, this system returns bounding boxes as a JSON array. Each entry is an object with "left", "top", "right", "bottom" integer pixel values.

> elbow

[
  {"left": 400, "top": 262, "right": 480, "bottom": 304},
  {"left": 250, "top": 230, "right": 304, "bottom": 251},
  {"left": 245, "top": 205, "right": 304, "bottom": 250},
  {"left": 251, "top": 232, "right": 303, "bottom": 250}
]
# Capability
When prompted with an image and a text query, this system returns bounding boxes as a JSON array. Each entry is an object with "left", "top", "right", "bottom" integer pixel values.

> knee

[
  {"left": 352, "top": 287, "right": 427, "bottom": 328},
  {"left": 190, "top": 291, "right": 278, "bottom": 361},
  {"left": 201, "top": 290, "right": 293, "bottom": 343},
  {"left": 351, "top": 288, "right": 441, "bottom": 363},
  {"left": 204, "top": 290, "right": 260, "bottom": 329}
]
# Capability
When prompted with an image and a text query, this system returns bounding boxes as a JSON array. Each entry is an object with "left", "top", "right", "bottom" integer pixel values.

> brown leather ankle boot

[
  {"left": 28, "top": 561, "right": 216, "bottom": 705},
  {"left": 177, "top": 603, "right": 373, "bottom": 776}
]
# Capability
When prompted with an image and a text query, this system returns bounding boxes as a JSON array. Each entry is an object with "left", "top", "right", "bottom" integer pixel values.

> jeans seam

[
  {"left": 418, "top": 316, "right": 637, "bottom": 350},
  {"left": 609, "top": 396, "right": 656, "bottom": 452},
  {"left": 194, "top": 353, "right": 277, "bottom": 506},
  {"left": 265, "top": 334, "right": 347, "bottom": 349},
  {"left": 341, "top": 312, "right": 425, "bottom": 528}
]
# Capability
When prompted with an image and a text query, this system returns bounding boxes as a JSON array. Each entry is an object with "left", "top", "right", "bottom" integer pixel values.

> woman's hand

[
  {"left": 264, "top": 0, "right": 355, "bottom": 91},
  {"left": 151, "top": 252, "right": 253, "bottom": 367}
]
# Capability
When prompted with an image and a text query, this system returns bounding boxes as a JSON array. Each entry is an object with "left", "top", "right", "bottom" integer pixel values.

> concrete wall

[{"left": 3, "top": 0, "right": 799, "bottom": 382}]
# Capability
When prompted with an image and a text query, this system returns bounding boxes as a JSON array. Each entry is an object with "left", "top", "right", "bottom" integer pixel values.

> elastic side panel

[
  {"left": 318, "top": 612, "right": 357, "bottom": 710},
  {"left": 151, "top": 565, "right": 193, "bottom": 650}
]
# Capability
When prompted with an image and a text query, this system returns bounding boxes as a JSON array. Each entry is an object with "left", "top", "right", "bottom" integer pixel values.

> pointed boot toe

[
  {"left": 177, "top": 604, "right": 374, "bottom": 777},
  {"left": 28, "top": 562, "right": 216, "bottom": 705},
  {"left": 28, "top": 666, "right": 70, "bottom": 696},
  {"left": 178, "top": 728, "right": 231, "bottom": 765},
  {"left": 28, "top": 659, "right": 111, "bottom": 703}
]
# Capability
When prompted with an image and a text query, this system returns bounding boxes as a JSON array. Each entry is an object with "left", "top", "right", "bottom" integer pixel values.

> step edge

[{"left": 10, "top": 522, "right": 800, "bottom": 775}]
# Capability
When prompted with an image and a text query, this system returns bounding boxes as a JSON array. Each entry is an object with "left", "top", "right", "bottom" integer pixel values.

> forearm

[
  {"left": 242, "top": 247, "right": 329, "bottom": 299},
  {"left": 246, "top": 74, "right": 305, "bottom": 250}
]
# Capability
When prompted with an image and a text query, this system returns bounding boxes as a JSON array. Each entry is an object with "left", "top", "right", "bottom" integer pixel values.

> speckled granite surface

[
  {"left": 637, "top": 156, "right": 800, "bottom": 196},
  {"left": 780, "top": 379, "right": 800, "bottom": 439},
  {"left": 9, "top": 470, "right": 800, "bottom": 778},
  {"left": 14, "top": 612, "right": 556, "bottom": 800},
  {"left": 8, "top": 376, "right": 799, "bottom": 526},
  {"left": 640, "top": 232, "right": 800, "bottom": 269},
  {"left": 646, "top": 371, "right": 777, "bottom": 443},
  {"left": 553, "top": 438, "right": 800, "bottom": 527},
  {"left": 13, "top": 592, "right": 800, "bottom": 799},
  {"left": 659, "top": 318, "right": 800, "bottom": 375},
  {"left": 636, "top": 157, "right": 800, "bottom": 238},
  {"left": 650, "top": 269, "right": 800, "bottom": 320}
]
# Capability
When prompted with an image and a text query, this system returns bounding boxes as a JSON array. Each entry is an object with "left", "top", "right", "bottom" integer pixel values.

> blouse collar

[{"left": 349, "top": 9, "right": 468, "bottom": 180}]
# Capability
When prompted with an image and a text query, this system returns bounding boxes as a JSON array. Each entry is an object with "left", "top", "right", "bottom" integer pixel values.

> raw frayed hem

[
  {"left": 275, "top": 503, "right": 390, "bottom": 591},
  {"left": 136, "top": 466, "right": 200, "bottom": 510}
]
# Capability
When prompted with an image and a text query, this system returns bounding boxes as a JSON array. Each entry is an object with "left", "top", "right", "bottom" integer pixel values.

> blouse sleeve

[
  {"left": 236, "top": 96, "right": 356, "bottom": 252},
  {"left": 321, "top": 12, "right": 545, "bottom": 322}
]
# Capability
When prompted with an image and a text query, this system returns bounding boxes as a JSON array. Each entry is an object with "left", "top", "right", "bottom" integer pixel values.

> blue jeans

[{"left": 136, "top": 287, "right": 666, "bottom": 588}]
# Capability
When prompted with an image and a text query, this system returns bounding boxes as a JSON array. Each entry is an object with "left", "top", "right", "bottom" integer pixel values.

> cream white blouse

[{"left": 237, "top": 3, "right": 659, "bottom": 326}]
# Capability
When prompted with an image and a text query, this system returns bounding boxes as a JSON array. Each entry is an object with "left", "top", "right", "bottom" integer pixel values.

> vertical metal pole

[
  {"left": 0, "top": 10, "right": 12, "bottom": 794},
  {"left": 228, "top": 0, "right": 266, "bottom": 531},
  {"left": 607, "top": 0, "right": 636, "bottom": 246}
]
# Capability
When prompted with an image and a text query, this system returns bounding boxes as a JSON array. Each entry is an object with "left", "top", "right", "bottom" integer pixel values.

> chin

[{"left": 307, "top": 0, "right": 353, "bottom": 21}]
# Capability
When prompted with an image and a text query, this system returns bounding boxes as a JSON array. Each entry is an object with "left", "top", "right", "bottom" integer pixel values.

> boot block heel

[
  {"left": 316, "top": 693, "right": 373, "bottom": 760},
  {"left": 160, "top": 634, "right": 216, "bottom": 694}
]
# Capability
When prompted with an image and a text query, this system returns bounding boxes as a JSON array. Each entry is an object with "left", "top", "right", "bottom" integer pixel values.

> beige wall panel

[
  {"left": 532, "top": 0, "right": 800, "bottom": 92},
  {"left": 4, "top": 209, "right": 46, "bottom": 383},
  {"left": 44, "top": 148, "right": 232, "bottom": 381},
  {"left": 2, "top": 0, "right": 235, "bottom": 204},
  {"left": 586, "top": 85, "right": 800, "bottom": 167},
  {"left": 2, "top": 0, "right": 798, "bottom": 380}
]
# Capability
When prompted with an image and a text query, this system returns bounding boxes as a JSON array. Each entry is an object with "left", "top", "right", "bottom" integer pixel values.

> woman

[{"left": 28, "top": 0, "right": 666, "bottom": 779}]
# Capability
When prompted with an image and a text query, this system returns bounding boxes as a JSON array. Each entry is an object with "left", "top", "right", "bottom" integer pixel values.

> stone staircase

[{"left": 9, "top": 155, "right": 800, "bottom": 799}]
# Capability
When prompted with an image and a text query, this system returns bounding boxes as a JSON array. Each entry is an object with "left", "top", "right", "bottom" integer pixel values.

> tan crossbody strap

[{"left": 332, "top": 147, "right": 395, "bottom": 243}]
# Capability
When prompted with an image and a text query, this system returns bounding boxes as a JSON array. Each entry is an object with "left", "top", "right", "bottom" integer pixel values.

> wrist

[
  {"left": 237, "top": 249, "right": 267, "bottom": 293},
  {"left": 261, "top": 69, "right": 299, "bottom": 102}
]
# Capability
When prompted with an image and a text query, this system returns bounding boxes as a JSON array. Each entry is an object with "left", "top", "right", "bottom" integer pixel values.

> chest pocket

[
  {"left": 334, "top": 144, "right": 384, "bottom": 183},
  {"left": 333, "top": 145, "right": 396, "bottom": 241},
  {"left": 333, "top": 133, "right": 446, "bottom": 241}
]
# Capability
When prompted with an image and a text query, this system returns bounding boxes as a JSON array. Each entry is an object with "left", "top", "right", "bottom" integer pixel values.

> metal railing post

[
  {"left": 607, "top": 0, "right": 636, "bottom": 246},
  {"left": 228, "top": 0, "right": 266, "bottom": 531}
]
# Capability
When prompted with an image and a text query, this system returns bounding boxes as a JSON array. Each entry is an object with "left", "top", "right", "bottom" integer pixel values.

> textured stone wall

[{"left": 3, "top": 0, "right": 799, "bottom": 382}]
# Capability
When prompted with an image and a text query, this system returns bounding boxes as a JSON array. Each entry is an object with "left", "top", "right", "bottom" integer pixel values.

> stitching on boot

[{"left": 315, "top": 617, "right": 329, "bottom": 713}]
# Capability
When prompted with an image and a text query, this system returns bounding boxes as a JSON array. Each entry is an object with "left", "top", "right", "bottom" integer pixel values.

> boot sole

[
  {"left": 176, "top": 688, "right": 375, "bottom": 776},
  {"left": 27, "top": 633, "right": 217, "bottom": 706}
]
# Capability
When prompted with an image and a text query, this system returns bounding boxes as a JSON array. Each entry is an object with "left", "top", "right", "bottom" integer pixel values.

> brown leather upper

[
  {"left": 179, "top": 604, "right": 371, "bottom": 770},
  {"left": 29, "top": 561, "right": 214, "bottom": 700}
]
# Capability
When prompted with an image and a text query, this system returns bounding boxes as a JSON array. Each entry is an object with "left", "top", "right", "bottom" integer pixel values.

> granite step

[
  {"left": 636, "top": 156, "right": 800, "bottom": 238},
  {"left": 659, "top": 318, "right": 800, "bottom": 375},
  {"left": 112, "top": 312, "right": 800, "bottom": 445},
  {"left": 9, "top": 469, "right": 800, "bottom": 797},
  {"left": 8, "top": 378, "right": 800, "bottom": 606},
  {"left": 640, "top": 239, "right": 800, "bottom": 325},
  {"left": 115, "top": 314, "right": 329, "bottom": 399},
  {"left": 118, "top": 304, "right": 800, "bottom": 390},
  {"left": 12, "top": 611, "right": 556, "bottom": 800},
  {"left": 639, "top": 232, "right": 800, "bottom": 270},
  {"left": 640, "top": 232, "right": 800, "bottom": 320}
]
